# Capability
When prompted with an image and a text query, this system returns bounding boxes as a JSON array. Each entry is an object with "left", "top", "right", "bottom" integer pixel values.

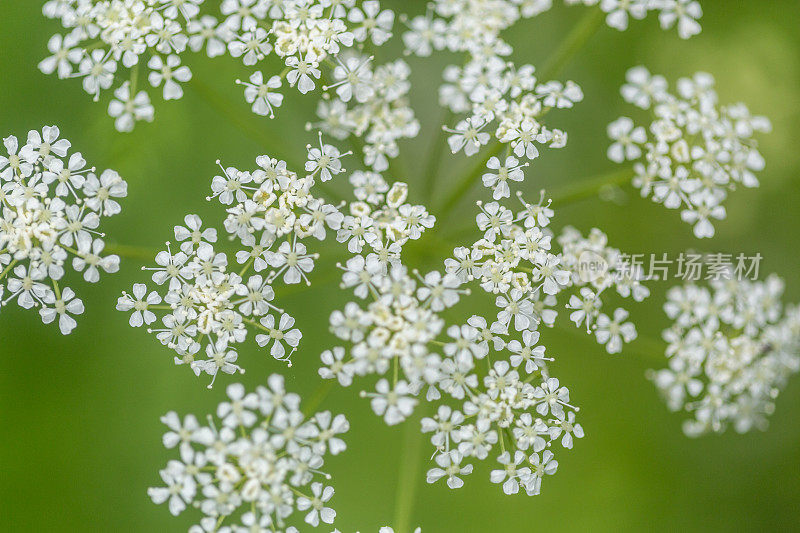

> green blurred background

[{"left": 2, "top": 1, "right": 800, "bottom": 531}]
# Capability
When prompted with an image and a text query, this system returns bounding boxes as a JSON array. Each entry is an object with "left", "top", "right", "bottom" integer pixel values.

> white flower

[
  {"left": 78, "top": 49, "right": 116, "bottom": 101},
  {"left": 123, "top": 139, "right": 344, "bottom": 382},
  {"left": 620, "top": 66, "right": 668, "bottom": 109},
  {"left": 267, "top": 240, "right": 317, "bottom": 285},
  {"left": 348, "top": 1, "right": 395, "bottom": 45},
  {"left": 490, "top": 451, "right": 530, "bottom": 495},
  {"left": 286, "top": 54, "right": 321, "bottom": 95},
  {"left": 550, "top": 411, "right": 585, "bottom": 449},
  {"left": 610, "top": 67, "right": 768, "bottom": 238},
  {"left": 174, "top": 214, "right": 217, "bottom": 254},
  {"left": 445, "top": 117, "right": 490, "bottom": 156},
  {"left": 594, "top": 308, "right": 637, "bottom": 354},
  {"left": 426, "top": 450, "right": 473, "bottom": 489},
  {"left": 39, "top": 286, "right": 84, "bottom": 334},
  {"left": 255, "top": 312, "right": 302, "bottom": 362},
  {"left": 108, "top": 82, "right": 154, "bottom": 133},
  {"left": 367, "top": 379, "right": 417, "bottom": 425},
  {"left": 39, "top": 33, "right": 82, "bottom": 79},
  {"left": 305, "top": 134, "right": 350, "bottom": 182},
  {"left": 148, "top": 54, "right": 192, "bottom": 100},
  {"left": 320, "top": 346, "right": 354, "bottom": 386},
  {"left": 536, "top": 80, "right": 584, "bottom": 109},
  {"left": 297, "top": 483, "right": 336, "bottom": 526},
  {"left": 508, "top": 329, "right": 550, "bottom": 373},
  {"left": 326, "top": 55, "right": 375, "bottom": 103},
  {"left": 658, "top": 0, "right": 703, "bottom": 39},
  {"left": 227, "top": 28, "right": 271, "bottom": 66},
  {"left": 117, "top": 283, "right": 162, "bottom": 327},
  {"left": 525, "top": 449, "right": 558, "bottom": 495},
  {"left": 652, "top": 275, "right": 800, "bottom": 436},
  {"left": 237, "top": 71, "right": 283, "bottom": 118},
  {"left": 606, "top": 117, "right": 646, "bottom": 163},
  {"left": 600, "top": 0, "right": 648, "bottom": 31},
  {"left": 482, "top": 156, "right": 527, "bottom": 199},
  {"left": 188, "top": 15, "right": 231, "bottom": 58}
]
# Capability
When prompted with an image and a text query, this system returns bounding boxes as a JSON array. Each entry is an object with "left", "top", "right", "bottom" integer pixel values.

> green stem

[
  {"left": 422, "top": 109, "right": 454, "bottom": 201},
  {"left": 0, "top": 259, "right": 19, "bottom": 283},
  {"left": 104, "top": 242, "right": 159, "bottom": 261},
  {"left": 239, "top": 257, "right": 255, "bottom": 277},
  {"left": 130, "top": 64, "right": 139, "bottom": 95},
  {"left": 243, "top": 317, "right": 268, "bottom": 331},
  {"left": 441, "top": 167, "right": 633, "bottom": 241},
  {"left": 302, "top": 380, "right": 336, "bottom": 417},
  {"left": 549, "top": 167, "right": 633, "bottom": 207},
  {"left": 436, "top": 142, "right": 506, "bottom": 218},
  {"left": 540, "top": 9, "right": 605, "bottom": 80},
  {"left": 192, "top": 77, "right": 291, "bottom": 154},
  {"left": 393, "top": 411, "right": 426, "bottom": 533}
]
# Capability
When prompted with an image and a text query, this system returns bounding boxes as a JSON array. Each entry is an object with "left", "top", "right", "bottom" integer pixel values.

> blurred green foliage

[{"left": 2, "top": 1, "right": 800, "bottom": 531}]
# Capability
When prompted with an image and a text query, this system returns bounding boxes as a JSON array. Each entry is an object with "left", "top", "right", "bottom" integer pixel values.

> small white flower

[
  {"left": 108, "top": 82, "right": 154, "bottom": 133},
  {"left": 286, "top": 54, "right": 321, "bottom": 95},
  {"left": 117, "top": 283, "right": 162, "bottom": 327},
  {"left": 39, "top": 286, "right": 84, "bottom": 334},
  {"left": 367, "top": 379, "right": 417, "bottom": 425},
  {"left": 426, "top": 450, "right": 473, "bottom": 489},
  {"left": 297, "top": 483, "right": 336, "bottom": 526},
  {"left": 237, "top": 71, "right": 283, "bottom": 118},
  {"left": 305, "top": 134, "right": 350, "bottom": 182},
  {"left": 255, "top": 312, "right": 302, "bottom": 362},
  {"left": 594, "top": 308, "right": 637, "bottom": 354},
  {"left": 148, "top": 54, "right": 192, "bottom": 100}
]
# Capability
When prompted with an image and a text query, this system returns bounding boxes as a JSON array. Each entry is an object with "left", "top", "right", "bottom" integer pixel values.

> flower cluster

[
  {"left": 608, "top": 67, "right": 771, "bottom": 238},
  {"left": 565, "top": 0, "right": 702, "bottom": 38},
  {"left": 0, "top": 126, "right": 126, "bottom": 334},
  {"left": 41, "top": 0, "right": 396, "bottom": 131},
  {"left": 337, "top": 174, "right": 434, "bottom": 256},
  {"left": 323, "top": 252, "right": 585, "bottom": 496},
  {"left": 149, "top": 377, "right": 349, "bottom": 531},
  {"left": 117, "top": 137, "right": 346, "bottom": 386},
  {"left": 650, "top": 275, "right": 800, "bottom": 436},
  {"left": 318, "top": 162, "right": 600, "bottom": 497},
  {"left": 309, "top": 54, "right": 419, "bottom": 172},
  {"left": 402, "top": 1, "right": 583, "bottom": 164},
  {"left": 448, "top": 194, "right": 648, "bottom": 355}
]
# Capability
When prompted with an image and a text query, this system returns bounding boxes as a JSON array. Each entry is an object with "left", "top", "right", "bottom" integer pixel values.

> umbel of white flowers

[
  {"left": 311, "top": 41, "right": 649, "bottom": 491},
  {"left": 305, "top": 52, "right": 420, "bottom": 173},
  {"left": 321, "top": 170, "right": 646, "bottom": 496},
  {"left": 39, "top": 0, "right": 396, "bottom": 132},
  {"left": 607, "top": 66, "right": 771, "bottom": 239},
  {"left": 651, "top": 275, "right": 800, "bottom": 436},
  {"left": 149, "top": 377, "right": 350, "bottom": 531},
  {"left": 0, "top": 126, "right": 126, "bottom": 334},
  {"left": 118, "top": 133, "right": 435, "bottom": 386}
]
